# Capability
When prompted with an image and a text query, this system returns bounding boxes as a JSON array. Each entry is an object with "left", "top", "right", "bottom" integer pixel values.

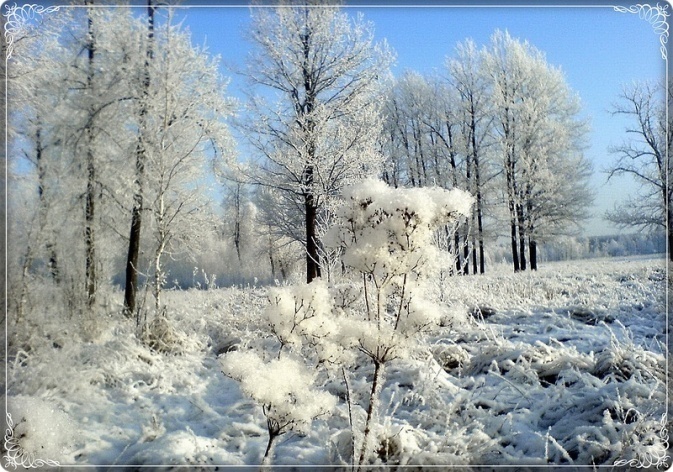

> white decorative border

[
  {"left": 4, "top": 413, "right": 60, "bottom": 469},
  {"left": 0, "top": 2, "right": 669, "bottom": 469},
  {"left": 614, "top": 3, "right": 670, "bottom": 59},
  {"left": 6, "top": 2, "right": 61, "bottom": 468},
  {"left": 3, "top": 3, "right": 61, "bottom": 60},
  {"left": 612, "top": 412, "right": 670, "bottom": 469}
]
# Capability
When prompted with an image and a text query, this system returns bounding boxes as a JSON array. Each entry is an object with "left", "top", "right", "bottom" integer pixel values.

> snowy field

[{"left": 5, "top": 256, "right": 668, "bottom": 469}]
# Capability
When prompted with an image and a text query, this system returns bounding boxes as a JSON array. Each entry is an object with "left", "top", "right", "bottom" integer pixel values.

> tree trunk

[
  {"left": 153, "top": 242, "right": 164, "bottom": 315},
  {"left": 471, "top": 221, "right": 478, "bottom": 275},
  {"left": 267, "top": 223, "right": 276, "bottom": 279},
  {"left": 463, "top": 229, "right": 470, "bottom": 275},
  {"left": 35, "top": 120, "right": 60, "bottom": 282},
  {"left": 305, "top": 187, "right": 321, "bottom": 283},
  {"left": 84, "top": 1, "right": 96, "bottom": 308},
  {"left": 529, "top": 239, "right": 538, "bottom": 271},
  {"left": 510, "top": 220, "right": 520, "bottom": 272},
  {"left": 234, "top": 192, "right": 242, "bottom": 263},
  {"left": 124, "top": 205, "right": 142, "bottom": 317},
  {"left": 668, "top": 205, "right": 673, "bottom": 262},
  {"left": 517, "top": 205, "right": 526, "bottom": 271},
  {"left": 472, "top": 112, "right": 485, "bottom": 274},
  {"left": 124, "top": 0, "right": 154, "bottom": 318},
  {"left": 477, "top": 217, "right": 486, "bottom": 274},
  {"left": 454, "top": 231, "right": 462, "bottom": 275}
]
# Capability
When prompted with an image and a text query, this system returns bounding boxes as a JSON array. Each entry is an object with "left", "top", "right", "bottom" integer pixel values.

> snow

[{"left": 5, "top": 256, "right": 668, "bottom": 468}]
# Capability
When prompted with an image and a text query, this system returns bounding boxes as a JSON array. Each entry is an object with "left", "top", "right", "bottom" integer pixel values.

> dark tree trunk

[
  {"left": 529, "top": 239, "right": 538, "bottom": 271},
  {"left": 124, "top": 0, "right": 154, "bottom": 318},
  {"left": 510, "top": 220, "right": 520, "bottom": 272},
  {"left": 668, "top": 203, "right": 673, "bottom": 262},
  {"left": 478, "top": 236, "right": 485, "bottom": 274},
  {"left": 299, "top": 21, "right": 321, "bottom": 283},
  {"left": 463, "top": 229, "right": 470, "bottom": 275},
  {"left": 233, "top": 183, "right": 242, "bottom": 262},
  {"left": 517, "top": 205, "right": 526, "bottom": 271},
  {"left": 470, "top": 107, "right": 485, "bottom": 275},
  {"left": 305, "top": 188, "right": 321, "bottom": 283},
  {"left": 454, "top": 231, "right": 462, "bottom": 275},
  {"left": 124, "top": 205, "right": 142, "bottom": 317},
  {"left": 84, "top": 1, "right": 96, "bottom": 308},
  {"left": 519, "top": 232, "right": 527, "bottom": 271}
]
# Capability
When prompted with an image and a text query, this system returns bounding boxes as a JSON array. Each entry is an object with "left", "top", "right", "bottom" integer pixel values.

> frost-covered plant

[
  {"left": 220, "top": 351, "right": 337, "bottom": 465},
  {"left": 265, "top": 279, "right": 350, "bottom": 364},
  {"left": 324, "top": 179, "right": 473, "bottom": 465}
]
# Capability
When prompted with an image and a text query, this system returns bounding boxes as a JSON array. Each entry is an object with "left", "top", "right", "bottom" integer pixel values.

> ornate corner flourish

[
  {"left": 614, "top": 3, "right": 670, "bottom": 60},
  {"left": 613, "top": 412, "right": 670, "bottom": 469},
  {"left": 4, "top": 412, "right": 60, "bottom": 469},
  {"left": 3, "top": 3, "right": 61, "bottom": 60}
]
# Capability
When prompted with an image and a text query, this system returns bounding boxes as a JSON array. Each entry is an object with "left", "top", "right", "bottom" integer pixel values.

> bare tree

[
  {"left": 241, "top": 2, "right": 393, "bottom": 283},
  {"left": 606, "top": 80, "right": 671, "bottom": 260}
]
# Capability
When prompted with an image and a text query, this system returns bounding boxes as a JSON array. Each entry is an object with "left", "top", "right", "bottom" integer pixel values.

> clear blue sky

[{"left": 171, "top": 3, "right": 665, "bottom": 237}]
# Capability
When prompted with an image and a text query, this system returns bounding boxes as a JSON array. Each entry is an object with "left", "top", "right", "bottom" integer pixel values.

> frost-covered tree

[
  {"left": 381, "top": 72, "right": 473, "bottom": 273},
  {"left": 483, "top": 30, "right": 591, "bottom": 271},
  {"left": 123, "top": 0, "right": 155, "bottom": 319},
  {"left": 241, "top": 2, "right": 393, "bottom": 283},
  {"left": 7, "top": 6, "right": 140, "bottom": 316},
  {"left": 6, "top": 6, "right": 234, "bottom": 328},
  {"left": 448, "top": 38, "right": 496, "bottom": 274},
  {"left": 605, "top": 80, "right": 671, "bottom": 261},
  {"left": 139, "top": 12, "right": 235, "bottom": 318}
]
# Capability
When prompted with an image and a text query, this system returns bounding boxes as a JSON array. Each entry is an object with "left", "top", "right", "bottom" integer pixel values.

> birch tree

[
  {"left": 140, "top": 14, "right": 235, "bottom": 318},
  {"left": 241, "top": 2, "right": 393, "bottom": 283}
]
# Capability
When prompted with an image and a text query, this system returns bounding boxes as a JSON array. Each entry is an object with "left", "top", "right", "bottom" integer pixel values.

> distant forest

[{"left": 493, "top": 231, "right": 667, "bottom": 265}]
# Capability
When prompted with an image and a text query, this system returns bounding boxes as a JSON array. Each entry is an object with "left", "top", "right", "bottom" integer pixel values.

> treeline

[
  {"left": 490, "top": 232, "right": 666, "bottom": 264},
  {"left": 6, "top": 2, "right": 622, "bottom": 324}
]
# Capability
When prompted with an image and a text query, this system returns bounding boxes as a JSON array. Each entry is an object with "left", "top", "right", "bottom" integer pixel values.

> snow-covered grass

[{"left": 5, "top": 256, "right": 668, "bottom": 468}]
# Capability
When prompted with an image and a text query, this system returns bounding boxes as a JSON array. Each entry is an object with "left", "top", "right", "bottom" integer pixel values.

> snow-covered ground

[{"left": 4, "top": 256, "right": 668, "bottom": 469}]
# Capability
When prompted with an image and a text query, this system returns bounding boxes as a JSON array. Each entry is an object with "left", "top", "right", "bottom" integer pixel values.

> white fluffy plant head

[
  {"left": 220, "top": 351, "right": 337, "bottom": 435},
  {"left": 324, "top": 179, "right": 473, "bottom": 362},
  {"left": 325, "top": 178, "right": 473, "bottom": 281},
  {"left": 265, "top": 279, "right": 352, "bottom": 365}
]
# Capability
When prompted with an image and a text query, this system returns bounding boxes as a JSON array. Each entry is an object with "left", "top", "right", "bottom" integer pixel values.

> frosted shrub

[
  {"left": 324, "top": 179, "right": 472, "bottom": 465},
  {"left": 220, "top": 351, "right": 336, "bottom": 465}
]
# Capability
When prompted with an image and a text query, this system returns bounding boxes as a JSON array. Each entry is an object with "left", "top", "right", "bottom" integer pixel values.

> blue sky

[{"left": 167, "top": 3, "right": 665, "bottom": 237}]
